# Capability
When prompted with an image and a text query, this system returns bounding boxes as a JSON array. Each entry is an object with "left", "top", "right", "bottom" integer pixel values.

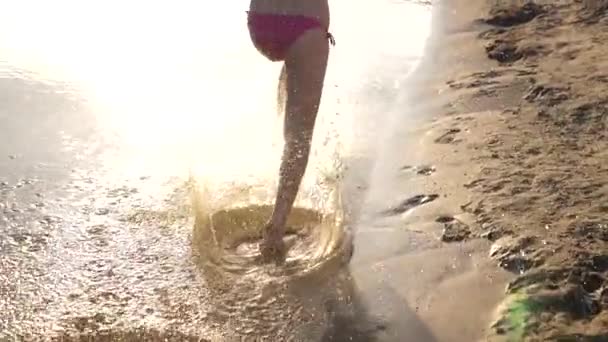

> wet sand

[{"left": 405, "top": 0, "right": 608, "bottom": 341}]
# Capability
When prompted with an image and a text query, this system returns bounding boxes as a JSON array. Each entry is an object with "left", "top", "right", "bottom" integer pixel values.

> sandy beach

[{"left": 411, "top": 0, "right": 608, "bottom": 340}]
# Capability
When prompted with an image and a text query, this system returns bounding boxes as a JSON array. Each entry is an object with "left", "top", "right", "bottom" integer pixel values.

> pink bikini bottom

[{"left": 247, "top": 12, "right": 335, "bottom": 62}]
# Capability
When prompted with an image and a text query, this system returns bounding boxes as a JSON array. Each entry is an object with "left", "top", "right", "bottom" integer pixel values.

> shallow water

[{"left": 0, "top": 0, "right": 435, "bottom": 340}]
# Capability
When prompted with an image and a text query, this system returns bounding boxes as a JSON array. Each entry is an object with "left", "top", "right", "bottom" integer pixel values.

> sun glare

[{"left": 0, "top": 0, "right": 431, "bottom": 183}]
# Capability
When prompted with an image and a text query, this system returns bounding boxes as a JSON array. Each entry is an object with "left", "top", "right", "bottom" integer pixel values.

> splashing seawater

[
  {"left": 190, "top": 165, "right": 352, "bottom": 279},
  {"left": 186, "top": 166, "right": 355, "bottom": 340}
]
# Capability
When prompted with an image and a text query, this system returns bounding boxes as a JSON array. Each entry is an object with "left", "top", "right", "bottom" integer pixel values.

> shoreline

[
  {"left": 402, "top": 0, "right": 608, "bottom": 340},
  {"left": 344, "top": 0, "right": 514, "bottom": 341}
]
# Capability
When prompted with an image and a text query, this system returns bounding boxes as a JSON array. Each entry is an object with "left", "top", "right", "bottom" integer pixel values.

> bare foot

[{"left": 259, "top": 224, "right": 286, "bottom": 263}]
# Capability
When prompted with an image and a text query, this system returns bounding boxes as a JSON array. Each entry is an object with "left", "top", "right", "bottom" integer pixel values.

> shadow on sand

[{"left": 321, "top": 267, "right": 437, "bottom": 342}]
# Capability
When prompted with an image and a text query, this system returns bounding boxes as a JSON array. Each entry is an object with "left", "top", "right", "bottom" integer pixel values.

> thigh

[{"left": 283, "top": 28, "right": 330, "bottom": 135}]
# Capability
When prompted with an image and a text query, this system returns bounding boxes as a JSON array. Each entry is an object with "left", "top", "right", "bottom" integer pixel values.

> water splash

[{"left": 190, "top": 170, "right": 351, "bottom": 280}]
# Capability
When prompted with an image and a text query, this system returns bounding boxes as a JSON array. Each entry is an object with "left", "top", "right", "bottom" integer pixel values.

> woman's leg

[{"left": 260, "top": 28, "right": 330, "bottom": 260}]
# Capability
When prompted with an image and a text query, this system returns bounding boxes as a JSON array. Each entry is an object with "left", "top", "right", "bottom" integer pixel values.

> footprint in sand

[
  {"left": 415, "top": 165, "right": 436, "bottom": 176},
  {"left": 437, "top": 216, "right": 471, "bottom": 242},
  {"left": 485, "top": 40, "right": 523, "bottom": 63},
  {"left": 434, "top": 128, "right": 461, "bottom": 144},
  {"left": 436, "top": 215, "right": 455, "bottom": 223},
  {"left": 481, "top": 2, "right": 544, "bottom": 28},
  {"left": 382, "top": 194, "right": 439, "bottom": 216},
  {"left": 400, "top": 165, "right": 436, "bottom": 176}
]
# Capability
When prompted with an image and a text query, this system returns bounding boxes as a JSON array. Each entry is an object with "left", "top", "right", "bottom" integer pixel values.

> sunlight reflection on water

[{"left": 0, "top": 0, "right": 430, "bottom": 186}]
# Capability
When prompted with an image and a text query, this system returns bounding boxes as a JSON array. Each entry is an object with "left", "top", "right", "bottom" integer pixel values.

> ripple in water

[
  {"left": 189, "top": 176, "right": 354, "bottom": 339},
  {"left": 191, "top": 178, "right": 351, "bottom": 280}
]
